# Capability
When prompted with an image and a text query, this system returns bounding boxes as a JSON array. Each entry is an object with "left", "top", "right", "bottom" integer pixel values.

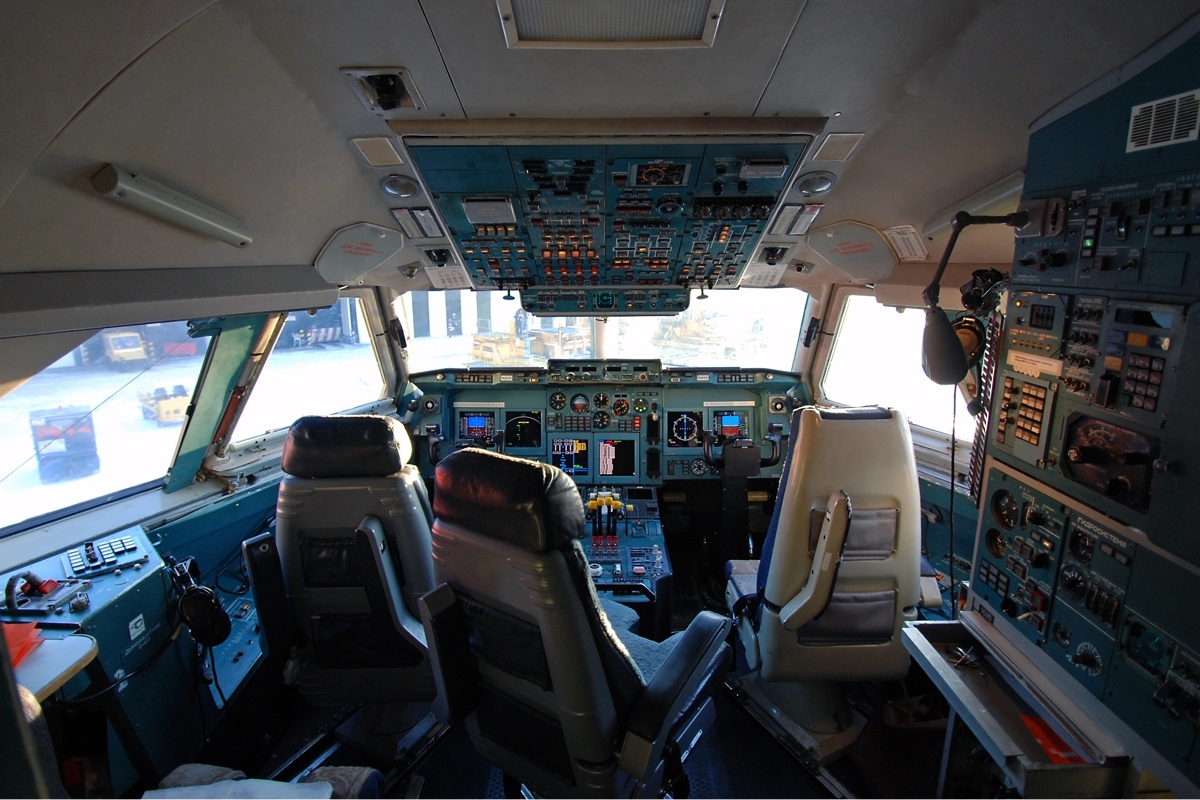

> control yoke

[{"left": 702, "top": 423, "right": 783, "bottom": 477}]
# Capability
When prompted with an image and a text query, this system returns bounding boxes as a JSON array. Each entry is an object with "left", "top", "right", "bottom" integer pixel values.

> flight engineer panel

[
  {"left": 960, "top": 28, "right": 1200, "bottom": 792},
  {"left": 405, "top": 359, "right": 802, "bottom": 485}
]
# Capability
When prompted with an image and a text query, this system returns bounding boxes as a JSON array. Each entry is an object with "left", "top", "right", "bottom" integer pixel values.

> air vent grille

[
  {"left": 499, "top": 0, "right": 724, "bottom": 48},
  {"left": 812, "top": 133, "right": 864, "bottom": 162},
  {"left": 1126, "top": 89, "right": 1199, "bottom": 152}
]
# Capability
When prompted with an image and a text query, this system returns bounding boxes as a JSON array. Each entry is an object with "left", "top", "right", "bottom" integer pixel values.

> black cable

[
  {"left": 59, "top": 623, "right": 185, "bottom": 704},
  {"left": 949, "top": 388, "right": 958, "bottom": 620},
  {"left": 209, "top": 646, "right": 228, "bottom": 706}
]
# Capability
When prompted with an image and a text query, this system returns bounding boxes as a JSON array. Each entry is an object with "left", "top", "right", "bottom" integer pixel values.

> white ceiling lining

[
  {"left": 0, "top": 1, "right": 218, "bottom": 211},
  {"left": 420, "top": 0, "right": 806, "bottom": 118},
  {"left": 0, "top": 3, "right": 426, "bottom": 274}
]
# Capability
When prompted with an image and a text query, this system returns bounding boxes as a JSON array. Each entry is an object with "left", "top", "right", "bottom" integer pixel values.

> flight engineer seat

[
  {"left": 420, "top": 448, "right": 731, "bottom": 798},
  {"left": 725, "top": 406, "right": 925, "bottom": 751},
  {"left": 273, "top": 415, "right": 437, "bottom": 708}
]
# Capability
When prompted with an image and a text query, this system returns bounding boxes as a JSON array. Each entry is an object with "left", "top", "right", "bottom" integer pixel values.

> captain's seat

[
  {"left": 420, "top": 448, "right": 730, "bottom": 798},
  {"left": 725, "top": 406, "right": 924, "bottom": 757},
  {"left": 274, "top": 415, "right": 437, "bottom": 708}
]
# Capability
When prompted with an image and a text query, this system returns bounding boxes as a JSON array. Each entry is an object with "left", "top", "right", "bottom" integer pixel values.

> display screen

[
  {"left": 1116, "top": 308, "right": 1174, "bottom": 329},
  {"left": 667, "top": 411, "right": 703, "bottom": 447},
  {"left": 552, "top": 438, "right": 589, "bottom": 476},
  {"left": 626, "top": 488, "right": 654, "bottom": 500},
  {"left": 458, "top": 411, "right": 495, "bottom": 439},
  {"left": 504, "top": 411, "right": 542, "bottom": 448},
  {"left": 598, "top": 438, "right": 637, "bottom": 478},
  {"left": 719, "top": 412, "right": 746, "bottom": 438}
]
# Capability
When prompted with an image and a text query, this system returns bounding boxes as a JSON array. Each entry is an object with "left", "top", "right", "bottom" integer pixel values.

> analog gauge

[
  {"left": 549, "top": 392, "right": 567, "bottom": 410},
  {"left": 985, "top": 529, "right": 1007, "bottom": 559},
  {"left": 1060, "top": 564, "right": 1088, "bottom": 601},
  {"left": 1069, "top": 530, "right": 1095, "bottom": 564},
  {"left": 991, "top": 489, "right": 1020, "bottom": 530},
  {"left": 612, "top": 398, "right": 630, "bottom": 417},
  {"left": 592, "top": 411, "right": 610, "bottom": 429},
  {"left": 633, "top": 398, "right": 649, "bottom": 414},
  {"left": 570, "top": 393, "right": 590, "bottom": 414},
  {"left": 690, "top": 458, "right": 708, "bottom": 476},
  {"left": 593, "top": 392, "right": 610, "bottom": 409}
]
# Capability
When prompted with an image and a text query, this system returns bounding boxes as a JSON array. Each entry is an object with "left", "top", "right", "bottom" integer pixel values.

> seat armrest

[
  {"left": 618, "top": 611, "right": 730, "bottom": 787},
  {"left": 418, "top": 584, "right": 479, "bottom": 724},
  {"left": 780, "top": 491, "right": 850, "bottom": 631}
]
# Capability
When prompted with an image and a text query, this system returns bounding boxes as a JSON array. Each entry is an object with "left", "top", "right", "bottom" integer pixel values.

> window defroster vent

[{"left": 1126, "top": 89, "right": 1199, "bottom": 153}]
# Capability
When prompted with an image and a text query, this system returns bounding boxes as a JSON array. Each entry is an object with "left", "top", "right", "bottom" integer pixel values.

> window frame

[
  {"left": 808, "top": 283, "right": 976, "bottom": 485},
  {"left": 208, "top": 290, "right": 398, "bottom": 476}
]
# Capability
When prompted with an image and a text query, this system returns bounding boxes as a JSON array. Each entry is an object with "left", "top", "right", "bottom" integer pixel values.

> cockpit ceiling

[{"left": 1, "top": 1, "right": 1199, "bottom": 289}]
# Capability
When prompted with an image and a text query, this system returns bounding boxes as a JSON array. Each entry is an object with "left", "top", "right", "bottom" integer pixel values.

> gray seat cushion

[
  {"left": 600, "top": 597, "right": 640, "bottom": 633},
  {"left": 613, "top": 628, "right": 686, "bottom": 683}
]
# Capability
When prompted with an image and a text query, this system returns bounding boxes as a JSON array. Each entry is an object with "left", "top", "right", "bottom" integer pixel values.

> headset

[{"left": 167, "top": 556, "right": 231, "bottom": 647}]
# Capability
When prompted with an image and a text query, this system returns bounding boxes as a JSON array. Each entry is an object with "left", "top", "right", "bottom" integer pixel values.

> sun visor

[
  {"left": 806, "top": 221, "right": 898, "bottom": 281},
  {"left": 314, "top": 223, "right": 406, "bottom": 283}
]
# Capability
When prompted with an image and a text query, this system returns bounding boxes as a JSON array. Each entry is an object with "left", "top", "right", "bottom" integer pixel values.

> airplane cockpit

[{"left": 4, "top": 3, "right": 1200, "bottom": 798}]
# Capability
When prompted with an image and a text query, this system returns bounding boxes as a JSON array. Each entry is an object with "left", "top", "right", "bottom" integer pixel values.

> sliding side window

[
  {"left": 0, "top": 322, "right": 210, "bottom": 533},
  {"left": 820, "top": 294, "right": 976, "bottom": 442}
]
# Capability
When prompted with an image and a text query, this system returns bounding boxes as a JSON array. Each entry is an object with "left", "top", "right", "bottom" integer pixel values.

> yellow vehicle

[
  {"left": 101, "top": 330, "right": 149, "bottom": 369},
  {"left": 137, "top": 385, "right": 190, "bottom": 426}
]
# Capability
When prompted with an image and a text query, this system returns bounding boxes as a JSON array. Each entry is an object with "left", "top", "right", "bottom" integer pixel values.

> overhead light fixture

[
  {"left": 811, "top": 133, "right": 863, "bottom": 162},
  {"left": 921, "top": 171, "right": 1025, "bottom": 241},
  {"left": 497, "top": 0, "right": 725, "bottom": 49},
  {"left": 379, "top": 175, "right": 420, "bottom": 198},
  {"left": 352, "top": 137, "right": 404, "bottom": 167},
  {"left": 90, "top": 164, "right": 251, "bottom": 247},
  {"left": 793, "top": 171, "right": 836, "bottom": 197}
]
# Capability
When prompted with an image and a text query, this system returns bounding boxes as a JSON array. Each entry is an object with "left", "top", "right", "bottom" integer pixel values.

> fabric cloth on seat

[
  {"left": 600, "top": 597, "right": 641, "bottom": 633},
  {"left": 613, "top": 629, "right": 685, "bottom": 684}
]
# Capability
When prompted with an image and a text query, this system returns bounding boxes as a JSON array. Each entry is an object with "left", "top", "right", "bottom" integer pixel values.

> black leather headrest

[
  {"left": 433, "top": 448, "right": 584, "bottom": 553},
  {"left": 816, "top": 406, "right": 893, "bottom": 421},
  {"left": 281, "top": 415, "right": 413, "bottom": 479}
]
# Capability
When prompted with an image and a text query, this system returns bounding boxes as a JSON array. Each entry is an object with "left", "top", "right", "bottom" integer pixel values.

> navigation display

[
  {"left": 458, "top": 411, "right": 495, "bottom": 440},
  {"left": 598, "top": 438, "right": 637, "bottom": 478},
  {"left": 552, "top": 438, "right": 589, "bottom": 476},
  {"left": 504, "top": 411, "right": 542, "bottom": 448}
]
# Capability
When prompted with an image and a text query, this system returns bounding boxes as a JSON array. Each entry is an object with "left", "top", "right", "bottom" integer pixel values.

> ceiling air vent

[
  {"left": 811, "top": 133, "right": 864, "bottom": 162},
  {"left": 1126, "top": 89, "right": 1199, "bottom": 153},
  {"left": 497, "top": 0, "right": 725, "bottom": 49}
]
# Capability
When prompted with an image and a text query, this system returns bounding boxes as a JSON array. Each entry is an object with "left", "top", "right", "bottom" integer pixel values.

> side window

[
  {"left": 0, "top": 322, "right": 211, "bottom": 532},
  {"left": 232, "top": 298, "right": 385, "bottom": 441},
  {"left": 820, "top": 294, "right": 976, "bottom": 441}
]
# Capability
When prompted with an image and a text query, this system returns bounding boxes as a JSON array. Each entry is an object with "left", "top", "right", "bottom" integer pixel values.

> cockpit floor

[{"left": 405, "top": 686, "right": 833, "bottom": 799}]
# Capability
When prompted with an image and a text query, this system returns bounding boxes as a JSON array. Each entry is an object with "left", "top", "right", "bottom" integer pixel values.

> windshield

[
  {"left": 0, "top": 322, "right": 210, "bottom": 532},
  {"left": 397, "top": 288, "right": 807, "bottom": 373}
]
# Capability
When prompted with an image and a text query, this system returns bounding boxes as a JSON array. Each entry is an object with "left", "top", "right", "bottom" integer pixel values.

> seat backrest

[
  {"left": 757, "top": 406, "right": 922, "bottom": 681},
  {"left": 276, "top": 415, "right": 436, "bottom": 704},
  {"left": 431, "top": 448, "right": 645, "bottom": 797}
]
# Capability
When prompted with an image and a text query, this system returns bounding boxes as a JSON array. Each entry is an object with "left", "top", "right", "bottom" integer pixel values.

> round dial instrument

[
  {"left": 632, "top": 398, "right": 649, "bottom": 414},
  {"left": 570, "top": 394, "right": 590, "bottom": 413},
  {"left": 549, "top": 392, "right": 567, "bottom": 410},
  {"left": 592, "top": 411, "right": 610, "bottom": 429},
  {"left": 593, "top": 392, "right": 610, "bottom": 409},
  {"left": 690, "top": 458, "right": 708, "bottom": 476},
  {"left": 1060, "top": 565, "right": 1088, "bottom": 601},
  {"left": 1069, "top": 530, "right": 1095, "bottom": 564},
  {"left": 991, "top": 489, "right": 1020, "bottom": 530},
  {"left": 612, "top": 399, "right": 630, "bottom": 417},
  {"left": 985, "top": 529, "right": 1007, "bottom": 559}
]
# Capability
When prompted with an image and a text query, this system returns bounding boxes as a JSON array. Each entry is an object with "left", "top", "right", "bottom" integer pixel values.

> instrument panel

[
  {"left": 403, "top": 140, "right": 813, "bottom": 313},
  {"left": 407, "top": 359, "right": 803, "bottom": 485}
]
